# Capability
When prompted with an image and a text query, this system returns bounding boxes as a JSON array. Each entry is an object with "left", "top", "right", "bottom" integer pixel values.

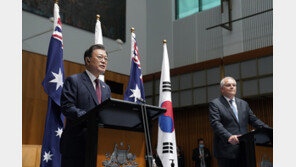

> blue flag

[
  {"left": 40, "top": 3, "right": 65, "bottom": 167},
  {"left": 124, "top": 31, "right": 145, "bottom": 103}
]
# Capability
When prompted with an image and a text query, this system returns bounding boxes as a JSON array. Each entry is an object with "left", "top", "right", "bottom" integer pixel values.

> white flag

[
  {"left": 94, "top": 15, "right": 105, "bottom": 81},
  {"left": 95, "top": 16, "right": 103, "bottom": 45},
  {"left": 157, "top": 40, "right": 178, "bottom": 167}
]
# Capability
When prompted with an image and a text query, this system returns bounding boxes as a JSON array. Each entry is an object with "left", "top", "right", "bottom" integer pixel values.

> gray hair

[{"left": 220, "top": 76, "right": 236, "bottom": 87}]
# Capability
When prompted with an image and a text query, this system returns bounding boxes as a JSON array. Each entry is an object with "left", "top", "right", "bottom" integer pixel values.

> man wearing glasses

[
  {"left": 60, "top": 44, "right": 111, "bottom": 167},
  {"left": 209, "top": 76, "right": 269, "bottom": 167}
]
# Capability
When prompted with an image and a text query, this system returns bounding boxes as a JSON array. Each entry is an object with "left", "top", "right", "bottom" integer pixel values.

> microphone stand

[{"left": 137, "top": 98, "right": 153, "bottom": 167}]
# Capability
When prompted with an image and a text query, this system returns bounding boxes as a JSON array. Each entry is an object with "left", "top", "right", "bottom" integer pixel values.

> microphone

[{"left": 137, "top": 98, "right": 146, "bottom": 104}]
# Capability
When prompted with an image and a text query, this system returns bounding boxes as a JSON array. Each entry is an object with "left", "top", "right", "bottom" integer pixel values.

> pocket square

[{"left": 102, "top": 85, "right": 105, "bottom": 88}]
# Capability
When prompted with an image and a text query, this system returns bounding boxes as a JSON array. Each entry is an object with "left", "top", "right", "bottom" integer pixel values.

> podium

[
  {"left": 70, "top": 98, "right": 166, "bottom": 167},
  {"left": 238, "top": 127, "right": 273, "bottom": 167}
]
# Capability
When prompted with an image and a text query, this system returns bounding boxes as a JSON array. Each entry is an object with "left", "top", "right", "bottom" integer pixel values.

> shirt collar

[
  {"left": 224, "top": 96, "right": 235, "bottom": 103},
  {"left": 85, "top": 70, "right": 98, "bottom": 82}
]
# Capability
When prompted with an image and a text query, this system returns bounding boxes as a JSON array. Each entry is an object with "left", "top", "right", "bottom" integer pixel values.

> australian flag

[
  {"left": 124, "top": 31, "right": 145, "bottom": 103},
  {"left": 40, "top": 3, "right": 65, "bottom": 167}
]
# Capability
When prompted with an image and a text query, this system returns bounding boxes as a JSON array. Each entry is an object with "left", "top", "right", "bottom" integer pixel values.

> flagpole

[{"left": 130, "top": 27, "right": 135, "bottom": 64}]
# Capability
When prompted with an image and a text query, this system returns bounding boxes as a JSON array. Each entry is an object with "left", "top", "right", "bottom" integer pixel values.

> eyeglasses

[{"left": 97, "top": 55, "right": 108, "bottom": 62}]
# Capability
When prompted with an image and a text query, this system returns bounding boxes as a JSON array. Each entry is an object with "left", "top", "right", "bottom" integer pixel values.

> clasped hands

[{"left": 228, "top": 135, "right": 241, "bottom": 145}]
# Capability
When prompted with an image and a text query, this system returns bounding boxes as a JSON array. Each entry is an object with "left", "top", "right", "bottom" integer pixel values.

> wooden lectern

[
  {"left": 69, "top": 98, "right": 166, "bottom": 167},
  {"left": 238, "top": 127, "right": 273, "bottom": 167}
]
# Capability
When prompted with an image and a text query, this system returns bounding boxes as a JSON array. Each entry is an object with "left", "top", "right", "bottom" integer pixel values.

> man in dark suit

[
  {"left": 60, "top": 44, "right": 111, "bottom": 167},
  {"left": 192, "top": 138, "right": 211, "bottom": 167},
  {"left": 177, "top": 146, "right": 185, "bottom": 167},
  {"left": 209, "top": 76, "right": 269, "bottom": 167}
]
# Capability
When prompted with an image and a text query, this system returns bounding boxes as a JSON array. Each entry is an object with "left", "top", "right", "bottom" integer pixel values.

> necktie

[
  {"left": 229, "top": 99, "right": 239, "bottom": 122},
  {"left": 199, "top": 148, "right": 205, "bottom": 167},
  {"left": 95, "top": 79, "right": 101, "bottom": 103}
]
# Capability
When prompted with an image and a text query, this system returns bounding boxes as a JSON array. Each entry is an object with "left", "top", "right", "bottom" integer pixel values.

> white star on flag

[
  {"left": 50, "top": 68, "right": 63, "bottom": 90},
  {"left": 55, "top": 127, "right": 63, "bottom": 138},
  {"left": 43, "top": 151, "right": 53, "bottom": 163},
  {"left": 129, "top": 84, "right": 141, "bottom": 102}
]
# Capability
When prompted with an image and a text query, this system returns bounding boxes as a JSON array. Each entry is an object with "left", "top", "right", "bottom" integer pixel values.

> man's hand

[{"left": 228, "top": 135, "right": 241, "bottom": 145}]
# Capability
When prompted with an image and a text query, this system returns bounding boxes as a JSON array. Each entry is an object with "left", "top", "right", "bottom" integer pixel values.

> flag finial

[
  {"left": 131, "top": 27, "right": 135, "bottom": 33},
  {"left": 54, "top": 0, "right": 59, "bottom": 3},
  {"left": 163, "top": 39, "right": 167, "bottom": 44},
  {"left": 96, "top": 14, "right": 100, "bottom": 20}
]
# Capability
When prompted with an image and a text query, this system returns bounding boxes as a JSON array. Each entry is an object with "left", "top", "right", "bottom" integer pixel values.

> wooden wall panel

[
  {"left": 22, "top": 145, "right": 42, "bottom": 167},
  {"left": 143, "top": 46, "right": 273, "bottom": 82},
  {"left": 151, "top": 97, "right": 273, "bottom": 167},
  {"left": 255, "top": 145, "right": 273, "bottom": 166},
  {"left": 22, "top": 50, "right": 130, "bottom": 145},
  {"left": 63, "top": 60, "right": 86, "bottom": 77},
  {"left": 105, "top": 71, "right": 130, "bottom": 99},
  {"left": 22, "top": 51, "right": 48, "bottom": 145}
]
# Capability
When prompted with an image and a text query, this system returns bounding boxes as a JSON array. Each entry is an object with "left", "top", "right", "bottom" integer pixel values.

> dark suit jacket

[
  {"left": 60, "top": 71, "right": 111, "bottom": 157},
  {"left": 192, "top": 147, "right": 211, "bottom": 167},
  {"left": 209, "top": 96, "right": 269, "bottom": 159}
]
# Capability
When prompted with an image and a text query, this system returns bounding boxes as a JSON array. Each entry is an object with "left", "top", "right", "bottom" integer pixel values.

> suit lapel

[
  {"left": 81, "top": 71, "right": 99, "bottom": 105},
  {"left": 220, "top": 96, "right": 240, "bottom": 126}
]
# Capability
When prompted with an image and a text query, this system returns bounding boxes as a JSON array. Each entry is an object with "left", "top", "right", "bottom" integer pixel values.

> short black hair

[
  {"left": 84, "top": 44, "right": 107, "bottom": 63},
  {"left": 198, "top": 138, "right": 204, "bottom": 143}
]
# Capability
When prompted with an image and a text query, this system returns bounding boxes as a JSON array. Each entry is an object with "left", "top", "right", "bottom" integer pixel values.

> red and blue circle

[{"left": 159, "top": 101, "right": 175, "bottom": 133}]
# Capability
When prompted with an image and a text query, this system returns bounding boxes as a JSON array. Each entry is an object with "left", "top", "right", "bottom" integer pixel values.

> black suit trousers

[
  {"left": 61, "top": 155, "right": 85, "bottom": 167},
  {"left": 217, "top": 157, "right": 241, "bottom": 167}
]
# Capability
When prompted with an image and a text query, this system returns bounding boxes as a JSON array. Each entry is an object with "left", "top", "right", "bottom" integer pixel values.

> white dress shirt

[
  {"left": 224, "top": 96, "right": 238, "bottom": 114},
  {"left": 85, "top": 70, "right": 99, "bottom": 90}
]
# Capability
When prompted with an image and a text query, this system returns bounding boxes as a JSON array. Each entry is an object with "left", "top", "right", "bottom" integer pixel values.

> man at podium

[
  {"left": 60, "top": 44, "right": 111, "bottom": 167},
  {"left": 209, "top": 76, "right": 269, "bottom": 167}
]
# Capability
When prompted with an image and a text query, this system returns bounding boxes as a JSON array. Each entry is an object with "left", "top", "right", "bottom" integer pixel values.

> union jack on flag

[
  {"left": 52, "top": 18, "right": 63, "bottom": 48},
  {"left": 40, "top": 3, "right": 65, "bottom": 167},
  {"left": 124, "top": 29, "right": 145, "bottom": 103}
]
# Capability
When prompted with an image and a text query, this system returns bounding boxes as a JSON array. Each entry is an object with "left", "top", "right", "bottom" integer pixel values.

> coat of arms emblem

[{"left": 102, "top": 142, "right": 139, "bottom": 167}]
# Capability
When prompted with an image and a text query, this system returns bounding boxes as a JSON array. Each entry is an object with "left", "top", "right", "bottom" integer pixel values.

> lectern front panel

[{"left": 97, "top": 128, "right": 146, "bottom": 167}]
